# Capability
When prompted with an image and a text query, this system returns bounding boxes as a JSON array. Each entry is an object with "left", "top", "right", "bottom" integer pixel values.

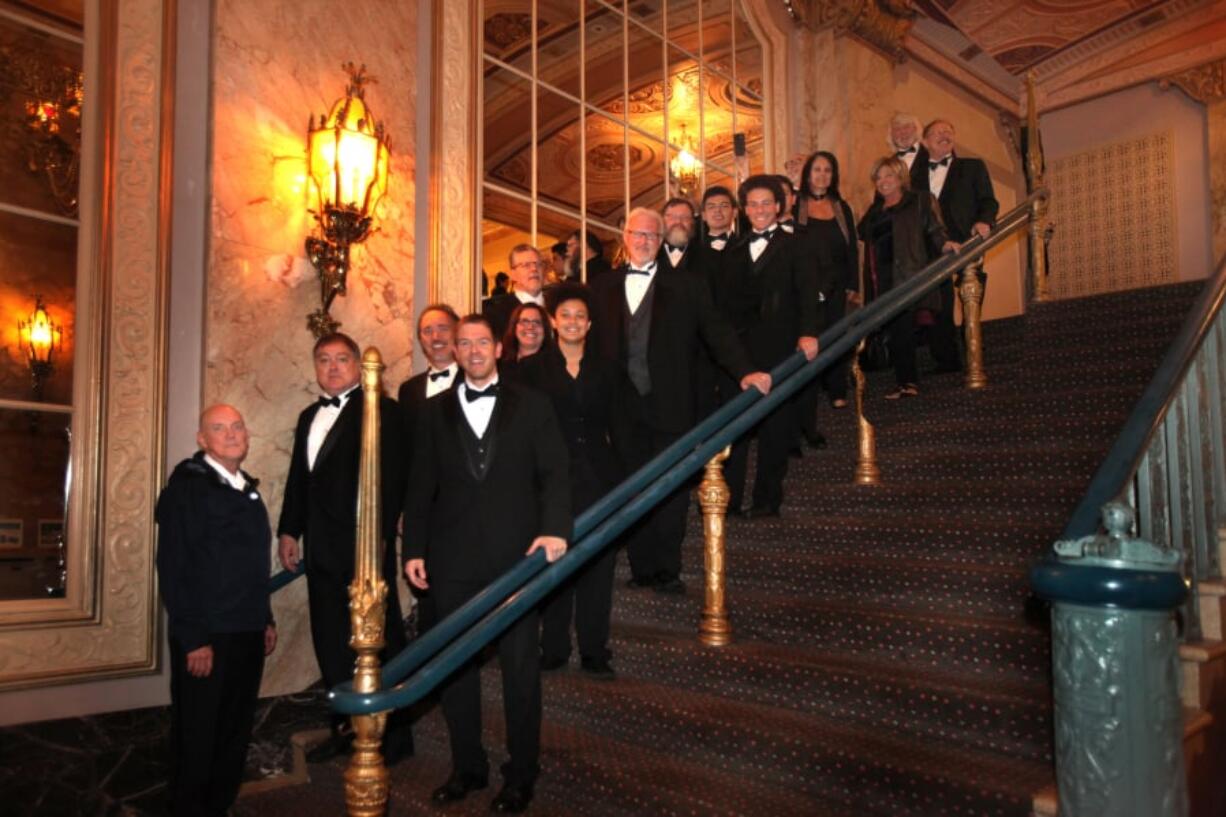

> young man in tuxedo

[
  {"left": 717, "top": 175, "right": 823, "bottom": 518},
  {"left": 589, "top": 207, "right": 771, "bottom": 593},
  {"left": 396, "top": 303, "right": 460, "bottom": 634},
  {"left": 404, "top": 314, "right": 571, "bottom": 814},
  {"left": 915, "top": 118, "right": 999, "bottom": 373},
  {"left": 276, "top": 332, "right": 413, "bottom": 765},
  {"left": 700, "top": 186, "right": 737, "bottom": 252},
  {"left": 483, "top": 245, "right": 547, "bottom": 337}
]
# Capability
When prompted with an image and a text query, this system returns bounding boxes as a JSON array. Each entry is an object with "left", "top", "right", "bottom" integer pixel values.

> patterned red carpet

[{"left": 240, "top": 282, "right": 1203, "bottom": 816}]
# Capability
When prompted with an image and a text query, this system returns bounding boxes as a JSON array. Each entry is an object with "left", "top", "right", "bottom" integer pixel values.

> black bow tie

[
  {"left": 318, "top": 387, "right": 359, "bottom": 408},
  {"left": 707, "top": 233, "right": 728, "bottom": 242},
  {"left": 929, "top": 156, "right": 951, "bottom": 170},
  {"left": 429, "top": 369, "right": 452, "bottom": 382},
  {"left": 751, "top": 229, "right": 776, "bottom": 242},
  {"left": 627, "top": 263, "right": 656, "bottom": 276},
  {"left": 465, "top": 383, "right": 500, "bottom": 402},
  {"left": 664, "top": 243, "right": 683, "bottom": 253},
  {"left": 896, "top": 146, "right": 917, "bottom": 157}
]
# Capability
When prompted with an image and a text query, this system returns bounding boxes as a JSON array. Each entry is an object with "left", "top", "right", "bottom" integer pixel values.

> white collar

[
  {"left": 462, "top": 373, "right": 500, "bottom": 392},
  {"left": 428, "top": 362, "right": 458, "bottom": 377},
  {"left": 515, "top": 290, "right": 544, "bottom": 306},
  {"left": 203, "top": 454, "right": 246, "bottom": 490}
]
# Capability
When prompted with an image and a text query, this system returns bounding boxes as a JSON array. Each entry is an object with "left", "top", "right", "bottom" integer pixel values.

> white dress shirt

[
  {"left": 665, "top": 245, "right": 685, "bottom": 268},
  {"left": 515, "top": 290, "right": 545, "bottom": 307},
  {"left": 203, "top": 454, "right": 246, "bottom": 490},
  {"left": 307, "top": 387, "right": 357, "bottom": 470},
  {"left": 458, "top": 376, "right": 499, "bottom": 438},
  {"left": 425, "top": 362, "right": 459, "bottom": 398},
  {"left": 624, "top": 261, "right": 657, "bottom": 314},
  {"left": 748, "top": 227, "right": 776, "bottom": 263},
  {"left": 928, "top": 155, "right": 952, "bottom": 199},
  {"left": 897, "top": 142, "right": 919, "bottom": 170},
  {"left": 708, "top": 233, "right": 728, "bottom": 252}
]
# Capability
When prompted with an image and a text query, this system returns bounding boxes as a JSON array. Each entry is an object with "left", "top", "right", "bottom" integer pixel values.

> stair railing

[{"left": 1031, "top": 256, "right": 1226, "bottom": 816}]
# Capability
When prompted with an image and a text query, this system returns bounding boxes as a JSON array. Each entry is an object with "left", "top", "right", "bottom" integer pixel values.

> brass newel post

[
  {"left": 851, "top": 339, "right": 881, "bottom": 485},
  {"left": 1025, "top": 72, "right": 1051, "bottom": 302},
  {"left": 345, "top": 347, "right": 390, "bottom": 817},
  {"left": 699, "top": 446, "right": 732, "bottom": 646},
  {"left": 959, "top": 262, "right": 988, "bottom": 390}
]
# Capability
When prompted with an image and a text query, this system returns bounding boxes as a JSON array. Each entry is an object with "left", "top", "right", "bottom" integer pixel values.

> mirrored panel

[
  {"left": 626, "top": 0, "right": 662, "bottom": 33},
  {"left": 0, "top": 407, "right": 69, "bottom": 600},
  {"left": 485, "top": 61, "right": 534, "bottom": 197},
  {"left": 536, "top": 205, "right": 580, "bottom": 284},
  {"left": 700, "top": 0, "right": 732, "bottom": 74},
  {"left": 667, "top": 0, "right": 699, "bottom": 49},
  {"left": 585, "top": 1, "right": 622, "bottom": 112},
  {"left": 537, "top": 87, "right": 583, "bottom": 214},
  {"left": 628, "top": 134, "right": 668, "bottom": 213},
  {"left": 621, "top": 23, "right": 665, "bottom": 142},
  {"left": 484, "top": 0, "right": 535, "bottom": 73},
  {"left": 482, "top": 185, "right": 535, "bottom": 298},
  {"left": 537, "top": 0, "right": 582, "bottom": 96},
  {"left": 583, "top": 109, "right": 626, "bottom": 225},
  {"left": 733, "top": 2, "right": 762, "bottom": 100}
]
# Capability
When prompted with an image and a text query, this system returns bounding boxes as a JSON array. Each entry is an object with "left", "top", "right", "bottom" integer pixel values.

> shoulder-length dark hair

[
  {"left": 499, "top": 302, "right": 554, "bottom": 364},
  {"left": 798, "top": 150, "right": 843, "bottom": 202}
]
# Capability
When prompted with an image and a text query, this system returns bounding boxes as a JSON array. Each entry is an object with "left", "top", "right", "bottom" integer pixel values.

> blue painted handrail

[
  {"left": 318, "top": 193, "right": 1044, "bottom": 715},
  {"left": 1058, "top": 255, "right": 1226, "bottom": 540}
]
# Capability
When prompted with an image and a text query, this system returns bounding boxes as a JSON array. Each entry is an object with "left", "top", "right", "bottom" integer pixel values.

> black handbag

[{"left": 859, "top": 332, "right": 890, "bottom": 371}]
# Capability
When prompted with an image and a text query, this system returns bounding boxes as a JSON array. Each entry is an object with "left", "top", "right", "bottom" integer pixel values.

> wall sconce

[
  {"left": 669, "top": 123, "right": 700, "bottom": 199},
  {"left": 17, "top": 294, "right": 63, "bottom": 401},
  {"left": 304, "top": 62, "right": 391, "bottom": 338}
]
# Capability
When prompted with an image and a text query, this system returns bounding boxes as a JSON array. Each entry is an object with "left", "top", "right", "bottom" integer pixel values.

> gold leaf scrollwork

[
  {"left": 1159, "top": 58, "right": 1226, "bottom": 104},
  {"left": 800, "top": 0, "right": 916, "bottom": 63}
]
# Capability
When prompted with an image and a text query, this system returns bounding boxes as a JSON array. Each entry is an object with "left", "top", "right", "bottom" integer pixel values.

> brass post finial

[
  {"left": 959, "top": 263, "right": 988, "bottom": 390},
  {"left": 699, "top": 446, "right": 733, "bottom": 647},
  {"left": 851, "top": 339, "right": 881, "bottom": 485},
  {"left": 344, "top": 346, "right": 391, "bottom": 816}
]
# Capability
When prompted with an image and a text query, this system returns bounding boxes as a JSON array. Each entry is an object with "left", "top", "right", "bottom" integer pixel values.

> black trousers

[
  {"left": 434, "top": 581, "right": 541, "bottom": 788},
  {"left": 619, "top": 419, "right": 688, "bottom": 582},
  {"left": 929, "top": 278, "right": 961, "bottom": 371},
  {"left": 724, "top": 394, "right": 796, "bottom": 512},
  {"left": 541, "top": 546, "right": 615, "bottom": 663},
  {"left": 169, "top": 631, "right": 265, "bottom": 817},
  {"left": 887, "top": 307, "right": 920, "bottom": 386}
]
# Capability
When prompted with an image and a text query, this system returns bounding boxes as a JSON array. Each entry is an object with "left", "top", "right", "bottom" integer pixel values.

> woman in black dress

[
  {"left": 857, "top": 156, "right": 956, "bottom": 399},
  {"left": 519, "top": 283, "right": 628, "bottom": 679},
  {"left": 794, "top": 150, "right": 859, "bottom": 430}
]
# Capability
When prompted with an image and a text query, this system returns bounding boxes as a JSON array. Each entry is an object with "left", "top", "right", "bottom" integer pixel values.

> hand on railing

[
  {"left": 526, "top": 536, "right": 568, "bottom": 562},
  {"left": 278, "top": 533, "right": 301, "bottom": 572},
  {"left": 797, "top": 336, "right": 819, "bottom": 361},
  {"left": 740, "top": 371, "right": 772, "bottom": 394}
]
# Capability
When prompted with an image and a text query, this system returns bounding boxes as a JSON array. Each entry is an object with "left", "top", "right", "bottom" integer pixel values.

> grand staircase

[{"left": 242, "top": 281, "right": 1204, "bottom": 816}]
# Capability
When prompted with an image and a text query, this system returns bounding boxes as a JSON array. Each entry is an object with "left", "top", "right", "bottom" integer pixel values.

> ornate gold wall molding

[
  {"left": 798, "top": 0, "right": 915, "bottom": 63},
  {"left": 1160, "top": 58, "right": 1226, "bottom": 104},
  {"left": 0, "top": 0, "right": 169, "bottom": 688},
  {"left": 429, "top": 0, "right": 478, "bottom": 311}
]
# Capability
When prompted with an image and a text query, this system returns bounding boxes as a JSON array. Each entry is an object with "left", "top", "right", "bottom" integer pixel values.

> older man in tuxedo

[
  {"left": 404, "top": 314, "right": 570, "bottom": 814},
  {"left": 483, "top": 244, "right": 547, "bottom": 337},
  {"left": 277, "top": 332, "right": 413, "bottom": 765},
  {"left": 589, "top": 207, "right": 770, "bottom": 594}
]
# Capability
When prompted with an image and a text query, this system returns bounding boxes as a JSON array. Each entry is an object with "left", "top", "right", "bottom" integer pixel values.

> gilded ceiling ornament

[
  {"left": 1159, "top": 58, "right": 1226, "bottom": 103},
  {"left": 484, "top": 13, "right": 540, "bottom": 53},
  {"left": 798, "top": 0, "right": 916, "bottom": 63}
]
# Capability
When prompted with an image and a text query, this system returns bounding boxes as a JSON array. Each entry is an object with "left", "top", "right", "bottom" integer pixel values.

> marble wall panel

[{"left": 208, "top": 0, "right": 418, "bottom": 696}]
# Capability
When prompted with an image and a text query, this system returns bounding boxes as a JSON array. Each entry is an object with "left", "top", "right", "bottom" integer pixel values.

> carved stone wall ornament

[
  {"left": 1160, "top": 58, "right": 1226, "bottom": 103},
  {"left": 800, "top": 0, "right": 916, "bottom": 62}
]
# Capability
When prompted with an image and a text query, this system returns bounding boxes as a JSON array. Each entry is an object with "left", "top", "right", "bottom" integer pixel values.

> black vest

[
  {"left": 623, "top": 281, "right": 656, "bottom": 396},
  {"left": 458, "top": 398, "right": 498, "bottom": 481}
]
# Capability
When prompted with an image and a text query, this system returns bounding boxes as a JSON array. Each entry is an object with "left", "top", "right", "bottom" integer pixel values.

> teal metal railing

[{"left": 262, "top": 191, "right": 1046, "bottom": 716}]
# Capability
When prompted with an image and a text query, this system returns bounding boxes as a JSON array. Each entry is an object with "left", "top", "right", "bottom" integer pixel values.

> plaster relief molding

[
  {"left": 799, "top": 0, "right": 915, "bottom": 64},
  {"left": 0, "top": 0, "right": 167, "bottom": 687},
  {"left": 1160, "top": 58, "right": 1226, "bottom": 103},
  {"left": 431, "top": 0, "right": 477, "bottom": 311},
  {"left": 904, "top": 35, "right": 1020, "bottom": 114}
]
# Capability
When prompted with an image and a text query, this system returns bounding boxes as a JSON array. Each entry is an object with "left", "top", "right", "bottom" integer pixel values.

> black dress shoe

[
  {"left": 653, "top": 574, "right": 686, "bottom": 595},
  {"left": 490, "top": 782, "right": 534, "bottom": 813},
  {"left": 745, "top": 505, "right": 780, "bottom": 519},
  {"left": 803, "top": 430, "right": 827, "bottom": 449},
  {"left": 432, "top": 772, "right": 489, "bottom": 804},
  {"left": 625, "top": 574, "right": 657, "bottom": 589},
  {"left": 580, "top": 656, "right": 616, "bottom": 680},
  {"left": 540, "top": 653, "right": 568, "bottom": 671}
]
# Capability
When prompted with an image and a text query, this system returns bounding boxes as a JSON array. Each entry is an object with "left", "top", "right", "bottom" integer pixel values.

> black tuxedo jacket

[
  {"left": 589, "top": 265, "right": 753, "bottom": 433},
  {"left": 277, "top": 391, "right": 407, "bottom": 580},
  {"left": 481, "top": 293, "right": 529, "bottom": 339},
  {"left": 403, "top": 380, "right": 572, "bottom": 585},
  {"left": 717, "top": 230, "right": 826, "bottom": 366},
  {"left": 907, "top": 144, "right": 931, "bottom": 191},
  {"left": 913, "top": 153, "right": 999, "bottom": 242}
]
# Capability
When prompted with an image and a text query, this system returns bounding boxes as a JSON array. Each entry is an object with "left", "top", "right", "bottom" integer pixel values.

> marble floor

[{"left": 0, "top": 686, "right": 331, "bottom": 817}]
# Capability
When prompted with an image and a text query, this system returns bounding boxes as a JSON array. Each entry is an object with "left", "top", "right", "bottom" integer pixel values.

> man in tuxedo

[
  {"left": 404, "top": 314, "right": 570, "bottom": 814},
  {"left": 658, "top": 197, "right": 698, "bottom": 274},
  {"left": 589, "top": 207, "right": 771, "bottom": 594},
  {"left": 277, "top": 332, "right": 413, "bottom": 765},
  {"left": 915, "top": 118, "right": 999, "bottom": 373},
  {"left": 396, "top": 304, "right": 460, "bottom": 634},
  {"left": 718, "top": 175, "right": 823, "bottom": 518},
  {"left": 700, "top": 185, "right": 737, "bottom": 252},
  {"left": 483, "top": 245, "right": 546, "bottom": 337},
  {"left": 890, "top": 112, "right": 927, "bottom": 173}
]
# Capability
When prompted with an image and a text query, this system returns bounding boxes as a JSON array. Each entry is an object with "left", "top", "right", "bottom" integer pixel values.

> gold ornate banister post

[
  {"left": 699, "top": 446, "right": 732, "bottom": 646},
  {"left": 345, "top": 347, "right": 390, "bottom": 817},
  {"left": 1026, "top": 71, "right": 1051, "bottom": 302},
  {"left": 851, "top": 339, "right": 881, "bottom": 485},
  {"left": 959, "top": 262, "right": 988, "bottom": 390}
]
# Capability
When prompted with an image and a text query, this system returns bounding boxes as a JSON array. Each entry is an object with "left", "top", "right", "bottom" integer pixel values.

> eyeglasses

[
  {"left": 517, "top": 318, "right": 543, "bottom": 328},
  {"left": 627, "top": 230, "right": 661, "bottom": 242},
  {"left": 512, "top": 260, "right": 541, "bottom": 269}
]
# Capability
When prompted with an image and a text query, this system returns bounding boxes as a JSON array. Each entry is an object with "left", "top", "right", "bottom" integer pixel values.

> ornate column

[
  {"left": 851, "top": 339, "right": 881, "bottom": 485},
  {"left": 698, "top": 447, "right": 733, "bottom": 647},
  {"left": 344, "top": 348, "right": 390, "bottom": 817},
  {"left": 958, "top": 263, "right": 988, "bottom": 390},
  {"left": 1159, "top": 59, "right": 1226, "bottom": 263}
]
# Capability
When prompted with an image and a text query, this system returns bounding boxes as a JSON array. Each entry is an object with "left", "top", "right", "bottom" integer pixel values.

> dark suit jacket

[
  {"left": 482, "top": 292, "right": 540, "bottom": 339},
  {"left": 717, "top": 230, "right": 826, "bottom": 367},
  {"left": 907, "top": 144, "right": 931, "bottom": 191},
  {"left": 277, "top": 391, "right": 406, "bottom": 580},
  {"left": 589, "top": 266, "right": 754, "bottom": 433},
  {"left": 913, "top": 153, "right": 999, "bottom": 242},
  {"left": 403, "top": 380, "right": 572, "bottom": 585}
]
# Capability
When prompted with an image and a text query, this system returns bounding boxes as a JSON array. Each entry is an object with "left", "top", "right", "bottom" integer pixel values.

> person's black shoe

[
  {"left": 490, "top": 782, "right": 534, "bottom": 813},
  {"left": 625, "top": 574, "right": 657, "bottom": 589},
  {"left": 803, "top": 430, "right": 827, "bottom": 449},
  {"left": 580, "top": 656, "right": 616, "bottom": 680},
  {"left": 653, "top": 573, "right": 686, "bottom": 595},
  {"left": 432, "top": 772, "right": 489, "bottom": 804},
  {"left": 540, "top": 653, "right": 568, "bottom": 671},
  {"left": 305, "top": 730, "right": 353, "bottom": 764},
  {"left": 745, "top": 505, "right": 780, "bottom": 519}
]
